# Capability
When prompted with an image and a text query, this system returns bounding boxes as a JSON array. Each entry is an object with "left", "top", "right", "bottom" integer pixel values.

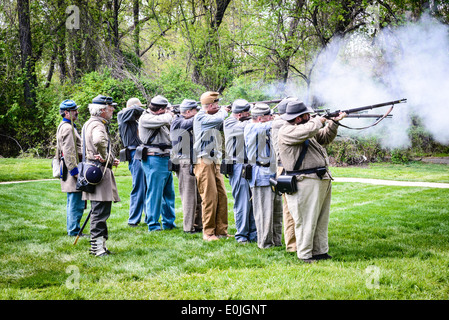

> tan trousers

[
  {"left": 277, "top": 166, "right": 296, "bottom": 252},
  {"left": 194, "top": 158, "right": 228, "bottom": 236},
  {"left": 285, "top": 177, "right": 332, "bottom": 260},
  {"left": 176, "top": 162, "right": 202, "bottom": 232}
]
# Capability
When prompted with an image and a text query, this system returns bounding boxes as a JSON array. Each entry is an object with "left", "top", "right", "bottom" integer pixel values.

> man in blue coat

[{"left": 117, "top": 97, "right": 147, "bottom": 227}]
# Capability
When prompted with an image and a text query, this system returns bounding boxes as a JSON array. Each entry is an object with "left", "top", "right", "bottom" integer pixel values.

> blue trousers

[
  {"left": 127, "top": 150, "right": 147, "bottom": 225},
  {"left": 229, "top": 163, "right": 257, "bottom": 242},
  {"left": 66, "top": 192, "right": 85, "bottom": 236},
  {"left": 141, "top": 155, "right": 176, "bottom": 231}
]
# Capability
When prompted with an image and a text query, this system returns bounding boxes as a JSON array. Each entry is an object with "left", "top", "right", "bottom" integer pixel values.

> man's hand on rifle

[{"left": 332, "top": 112, "right": 347, "bottom": 121}]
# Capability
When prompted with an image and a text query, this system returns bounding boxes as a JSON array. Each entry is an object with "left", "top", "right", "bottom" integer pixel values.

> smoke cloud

[{"left": 282, "top": 14, "right": 449, "bottom": 149}]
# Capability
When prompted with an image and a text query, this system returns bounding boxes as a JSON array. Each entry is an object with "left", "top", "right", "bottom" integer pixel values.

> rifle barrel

[
  {"left": 345, "top": 114, "right": 393, "bottom": 118},
  {"left": 324, "top": 98, "right": 407, "bottom": 118},
  {"left": 340, "top": 99, "right": 407, "bottom": 114}
]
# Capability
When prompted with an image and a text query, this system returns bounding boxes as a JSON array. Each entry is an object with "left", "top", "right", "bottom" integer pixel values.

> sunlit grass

[{"left": 0, "top": 159, "right": 448, "bottom": 300}]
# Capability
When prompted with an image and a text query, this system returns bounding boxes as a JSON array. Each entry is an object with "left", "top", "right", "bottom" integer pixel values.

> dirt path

[
  {"left": 420, "top": 157, "right": 449, "bottom": 165},
  {"left": 1, "top": 177, "right": 449, "bottom": 188},
  {"left": 334, "top": 178, "right": 449, "bottom": 189}
]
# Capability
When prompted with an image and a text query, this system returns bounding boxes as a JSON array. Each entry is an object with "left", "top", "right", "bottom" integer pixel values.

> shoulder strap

[
  {"left": 293, "top": 139, "right": 309, "bottom": 171},
  {"left": 146, "top": 128, "right": 161, "bottom": 145}
]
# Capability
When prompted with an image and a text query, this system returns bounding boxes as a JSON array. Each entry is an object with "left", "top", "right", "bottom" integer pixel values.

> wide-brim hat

[
  {"left": 276, "top": 96, "right": 299, "bottom": 115},
  {"left": 92, "top": 95, "right": 117, "bottom": 106},
  {"left": 126, "top": 97, "right": 146, "bottom": 108},
  {"left": 281, "top": 101, "right": 314, "bottom": 121}
]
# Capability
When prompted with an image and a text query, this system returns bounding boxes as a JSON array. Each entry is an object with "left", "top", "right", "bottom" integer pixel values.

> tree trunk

[
  {"left": 133, "top": 0, "right": 140, "bottom": 57},
  {"left": 113, "top": 0, "right": 120, "bottom": 49},
  {"left": 17, "top": 0, "right": 36, "bottom": 107},
  {"left": 57, "top": 0, "right": 67, "bottom": 83}
]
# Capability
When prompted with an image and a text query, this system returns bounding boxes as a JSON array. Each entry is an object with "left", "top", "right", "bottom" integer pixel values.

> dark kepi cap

[
  {"left": 231, "top": 99, "right": 250, "bottom": 113},
  {"left": 281, "top": 101, "right": 314, "bottom": 121},
  {"left": 92, "top": 95, "right": 117, "bottom": 106},
  {"left": 85, "top": 166, "right": 103, "bottom": 184},
  {"left": 59, "top": 99, "right": 78, "bottom": 111}
]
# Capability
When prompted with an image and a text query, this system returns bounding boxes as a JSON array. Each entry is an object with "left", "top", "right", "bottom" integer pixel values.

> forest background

[{"left": 1, "top": 0, "right": 449, "bottom": 163}]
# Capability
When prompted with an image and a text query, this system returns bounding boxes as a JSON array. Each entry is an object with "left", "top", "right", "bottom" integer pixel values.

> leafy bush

[
  {"left": 327, "top": 136, "right": 387, "bottom": 165},
  {"left": 4, "top": 68, "right": 207, "bottom": 158},
  {"left": 390, "top": 148, "right": 411, "bottom": 164},
  {"left": 221, "top": 78, "right": 274, "bottom": 105}
]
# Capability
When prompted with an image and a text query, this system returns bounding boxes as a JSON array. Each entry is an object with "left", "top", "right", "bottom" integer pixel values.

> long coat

[
  {"left": 81, "top": 116, "right": 120, "bottom": 202},
  {"left": 57, "top": 120, "right": 82, "bottom": 193}
]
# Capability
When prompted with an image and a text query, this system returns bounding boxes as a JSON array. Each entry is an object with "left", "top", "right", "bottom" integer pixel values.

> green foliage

[
  {"left": 156, "top": 65, "right": 206, "bottom": 103},
  {"left": 221, "top": 78, "right": 273, "bottom": 105},
  {"left": 390, "top": 148, "right": 411, "bottom": 164},
  {"left": 0, "top": 68, "right": 208, "bottom": 158},
  {"left": 2, "top": 0, "right": 448, "bottom": 159},
  {"left": 327, "top": 136, "right": 387, "bottom": 165}
]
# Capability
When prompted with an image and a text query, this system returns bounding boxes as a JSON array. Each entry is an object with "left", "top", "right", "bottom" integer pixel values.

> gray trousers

[
  {"left": 176, "top": 162, "right": 202, "bottom": 232},
  {"left": 90, "top": 201, "right": 111, "bottom": 240},
  {"left": 285, "top": 177, "right": 332, "bottom": 260},
  {"left": 251, "top": 186, "right": 283, "bottom": 249}
]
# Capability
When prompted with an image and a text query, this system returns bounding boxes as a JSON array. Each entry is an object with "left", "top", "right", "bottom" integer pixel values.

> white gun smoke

[{"left": 280, "top": 14, "right": 449, "bottom": 149}]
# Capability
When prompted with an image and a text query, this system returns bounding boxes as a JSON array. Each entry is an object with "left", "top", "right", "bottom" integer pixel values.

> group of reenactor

[{"left": 56, "top": 91, "right": 346, "bottom": 262}]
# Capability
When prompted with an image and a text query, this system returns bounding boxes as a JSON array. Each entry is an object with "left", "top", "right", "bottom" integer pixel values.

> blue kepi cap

[{"left": 60, "top": 99, "right": 78, "bottom": 111}]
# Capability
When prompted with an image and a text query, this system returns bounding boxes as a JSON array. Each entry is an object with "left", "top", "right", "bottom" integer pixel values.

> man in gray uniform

[
  {"left": 170, "top": 99, "right": 203, "bottom": 234},
  {"left": 223, "top": 99, "right": 256, "bottom": 244},
  {"left": 117, "top": 97, "right": 147, "bottom": 227},
  {"left": 138, "top": 95, "right": 176, "bottom": 232},
  {"left": 244, "top": 103, "right": 282, "bottom": 249}
]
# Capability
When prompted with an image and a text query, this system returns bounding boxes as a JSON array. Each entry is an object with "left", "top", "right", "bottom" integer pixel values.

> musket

[
  {"left": 314, "top": 98, "right": 407, "bottom": 130},
  {"left": 222, "top": 99, "right": 283, "bottom": 109},
  {"left": 316, "top": 98, "right": 407, "bottom": 119},
  {"left": 73, "top": 211, "right": 90, "bottom": 245}
]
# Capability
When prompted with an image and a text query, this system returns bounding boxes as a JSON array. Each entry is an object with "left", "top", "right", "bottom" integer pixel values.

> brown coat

[
  {"left": 81, "top": 116, "right": 120, "bottom": 202},
  {"left": 278, "top": 117, "right": 339, "bottom": 180},
  {"left": 57, "top": 121, "right": 82, "bottom": 193}
]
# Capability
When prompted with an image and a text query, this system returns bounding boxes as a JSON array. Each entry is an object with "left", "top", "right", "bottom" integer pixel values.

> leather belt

[{"left": 147, "top": 152, "right": 170, "bottom": 157}]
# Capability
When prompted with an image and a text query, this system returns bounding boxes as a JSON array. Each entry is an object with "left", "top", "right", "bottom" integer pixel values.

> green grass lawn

[{"left": 0, "top": 158, "right": 448, "bottom": 300}]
